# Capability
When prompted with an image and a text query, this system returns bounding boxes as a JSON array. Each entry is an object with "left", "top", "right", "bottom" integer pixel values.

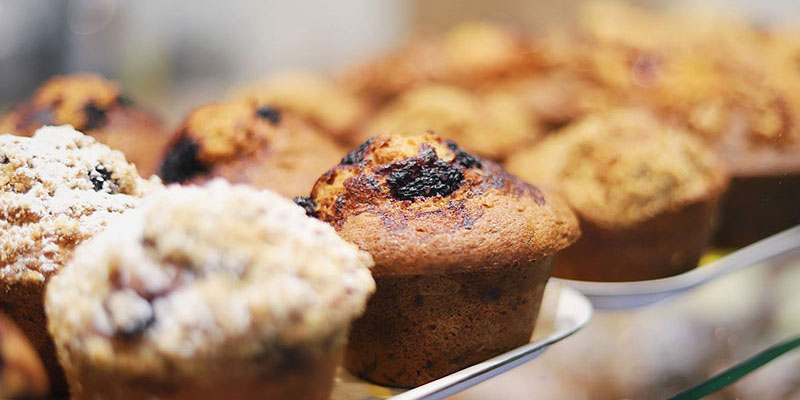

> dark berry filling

[
  {"left": 341, "top": 137, "right": 376, "bottom": 166},
  {"left": 382, "top": 145, "right": 464, "bottom": 201},
  {"left": 83, "top": 102, "right": 108, "bottom": 131},
  {"left": 89, "top": 164, "right": 117, "bottom": 193},
  {"left": 293, "top": 196, "right": 317, "bottom": 217},
  {"left": 158, "top": 134, "right": 210, "bottom": 183},
  {"left": 446, "top": 140, "right": 482, "bottom": 169},
  {"left": 256, "top": 107, "right": 282, "bottom": 125}
]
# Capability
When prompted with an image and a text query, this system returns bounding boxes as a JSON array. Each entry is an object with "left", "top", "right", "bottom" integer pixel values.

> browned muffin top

[
  {"left": 230, "top": 71, "right": 369, "bottom": 143},
  {"left": 299, "top": 132, "right": 579, "bottom": 275},
  {"left": 342, "top": 22, "right": 538, "bottom": 102},
  {"left": 364, "top": 84, "right": 538, "bottom": 160},
  {"left": 0, "top": 74, "right": 129, "bottom": 134},
  {"left": 506, "top": 109, "right": 729, "bottom": 228}
]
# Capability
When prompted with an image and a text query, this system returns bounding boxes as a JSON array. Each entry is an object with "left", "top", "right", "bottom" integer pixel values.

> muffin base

[
  {"left": 553, "top": 196, "right": 722, "bottom": 282},
  {"left": 65, "top": 350, "right": 341, "bottom": 400},
  {"left": 714, "top": 173, "right": 800, "bottom": 248},
  {"left": 344, "top": 256, "right": 553, "bottom": 388},
  {"left": 0, "top": 279, "right": 67, "bottom": 395}
]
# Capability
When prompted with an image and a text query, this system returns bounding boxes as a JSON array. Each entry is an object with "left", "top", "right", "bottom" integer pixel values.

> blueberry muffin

[
  {"left": 230, "top": 71, "right": 371, "bottom": 146},
  {"left": 0, "top": 74, "right": 170, "bottom": 176},
  {"left": 298, "top": 132, "right": 579, "bottom": 386},
  {"left": 342, "top": 22, "right": 538, "bottom": 103},
  {"left": 534, "top": 3, "right": 800, "bottom": 246},
  {"left": 0, "top": 126, "right": 159, "bottom": 393},
  {"left": 158, "top": 99, "right": 347, "bottom": 198},
  {"left": 46, "top": 180, "right": 375, "bottom": 400},
  {"left": 506, "top": 110, "right": 730, "bottom": 281},
  {"left": 364, "top": 84, "right": 538, "bottom": 161}
]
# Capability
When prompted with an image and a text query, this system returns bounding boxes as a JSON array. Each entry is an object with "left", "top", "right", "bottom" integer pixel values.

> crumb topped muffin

[
  {"left": 0, "top": 74, "right": 170, "bottom": 176},
  {"left": 342, "top": 22, "right": 538, "bottom": 103},
  {"left": 46, "top": 180, "right": 374, "bottom": 400},
  {"left": 0, "top": 125, "right": 159, "bottom": 394},
  {"left": 507, "top": 109, "right": 730, "bottom": 281},
  {"left": 299, "top": 132, "right": 578, "bottom": 386},
  {"left": 158, "top": 99, "right": 346, "bottom": 198},
  {"left": 364, "top": 85, "right": 538, "bottom": 160},
  {"left": 230, "top": 71, "right": 370, "bottom": 146}
]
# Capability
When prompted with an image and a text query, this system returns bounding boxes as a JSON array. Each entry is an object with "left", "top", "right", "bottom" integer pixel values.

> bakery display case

[{"left": 0, "top": 1, "right": 798, "bottom": 399}]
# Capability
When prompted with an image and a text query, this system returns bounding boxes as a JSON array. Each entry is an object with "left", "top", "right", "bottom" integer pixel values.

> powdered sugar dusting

[
  {"left": 46, "top": 180, "right": 375, "bottom": 375},
  {"left": 0, "top": 125, "right": 160, "bottom": 281}
]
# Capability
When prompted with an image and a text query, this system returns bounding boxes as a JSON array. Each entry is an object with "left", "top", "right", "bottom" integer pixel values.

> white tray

[
  {"left": 555, "top": 225, "right": 800, "bottom": 310},
  {"left": 331, "top": 282, "right": 593, "bottom": 400}
]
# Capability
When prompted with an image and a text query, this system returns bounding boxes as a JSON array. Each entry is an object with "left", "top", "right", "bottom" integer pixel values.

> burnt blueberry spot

[
  {"left": 89, "top": 165, "right": 117, "bottom": 192},
  {"left": 116, "top": 94, "right": 134, "bottom": 107},
  {"left": 446, "top": 140, "right": 481, "bottom": 169},
  {"left": 114, "top": 313, "right": 155, "bottom": 340},
  {"left": 158, "top": 134, "right": 210, "bottom": 183},
  {"left": 341, "top": 137, "right": 375, "bottom": 166},
  {"left": 256, "top": 107, "right": 281, "bottom": 124},
  {"left": 293, "top": 196, "right": 317, "bottom": 217},
  {"left": 383, "top": 146, "right": 464, "bottom": 201},
  {"left": 83, "top": 102, "right": 108, "bottom": 131},
  {"left": 0, "top": 155, "right": 8, "bottom": 164}
]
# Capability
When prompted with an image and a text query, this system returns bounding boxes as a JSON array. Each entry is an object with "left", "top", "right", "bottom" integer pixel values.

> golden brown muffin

[
  {"left": 506, "top": 110, "right": 730, "bottom": 281},
  {"left": 0, "top": 126, "right": 160, "bottom": 394},
  {"left": 46, "top": 180, "right": 375, "bottom": 400},
  {"left": 364, "top": 84, "right": 538, "bottom": 161},
  {"left": 298, "top": 132, "right": 579, "bottom": 386},
  {"left": 0, "top": 312, "right": 49, "bottom": 399},
  {"left": 0, "top": 74, "right": 170, "bottom": 177},
  {"left": 230, "top": 71, "right": 372, "bottom": 146},
  {"left": 342, "top": 22, "right": 539, "bottom": 103},
  {"left": 528, "top": 2, "right": 800, "bottom": 246},
  {"left": 158, "top": 99, "right": 347, "bottom": 198}
]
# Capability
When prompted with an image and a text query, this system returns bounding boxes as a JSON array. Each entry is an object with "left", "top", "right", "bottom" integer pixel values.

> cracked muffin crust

[
  {"left": 45, "top": 180, "right": 374, "bottom": 400},
  {"left": 158, "top": 99, "right": 347, "bottom": 198},
  {"left": 299, "top": 132, "right": 578, "bottom": 386},
  {"left": 363, "top": 84, "right": 538, "bottom": 161},
  {"left": 506, "top": 109, "right": 730, "bottom": 281},
  {"left": 301, "top": 132, "right": 578, "bottom": 275},
  {"left": 230, "top": 71, "right": 371, "bottom": 146},
  {"left": 0, "top": 74, "right": 170, "bottom": 176},
  {"left": 342, "top": 22, "right": 539, "bottom": 103},
  {"left": 0, "top": 125, "right": 159, "bottom": 394}
]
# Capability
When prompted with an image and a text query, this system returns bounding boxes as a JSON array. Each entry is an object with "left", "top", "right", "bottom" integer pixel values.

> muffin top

[
  {"left": 0, "top": 74, "right": 134, "bottom": 135},
  {"left": 45, "top": 180, "right": 375, "bottom": 377},
  {"left": 342, "top": 22, "right": 537, "bottom": 102},
  {"left": 298, "top": 132, "right": 579, "bottom": 275},
  {"left": 0, "top": 126, "right": 159, "bottom": 284},
  {"left": 505, "top": 110, "right": 729, "bottom": 228},
  {"left": 157, "top": 99, "right": 345, "bottom": 197},
  {"left": 230, "top": 71, "right": 369, "bottom": 143},
  {"left": 365, "top": 84, "right": 537, "bottom": 160}
]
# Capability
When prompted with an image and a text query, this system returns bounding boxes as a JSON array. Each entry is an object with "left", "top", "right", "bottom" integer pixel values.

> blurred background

[{"left": 1, "top": 1, "right": 799, "bottom": 398}]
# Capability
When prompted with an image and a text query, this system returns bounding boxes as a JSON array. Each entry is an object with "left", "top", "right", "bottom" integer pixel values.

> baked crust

[
  {"left": 302, "top": 132, "right": 579, "bottom": 275},
  {"left": 158, "top": 100, "right": 346, "bottom": 198}
]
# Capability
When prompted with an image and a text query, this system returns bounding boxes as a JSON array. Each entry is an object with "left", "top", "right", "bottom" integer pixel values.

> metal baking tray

[
  {"left": 331, "top": 282, "right": 593, "bottom": 400},
  {"left": 555, "top": 225, "right": 800, "bottom": 310}
]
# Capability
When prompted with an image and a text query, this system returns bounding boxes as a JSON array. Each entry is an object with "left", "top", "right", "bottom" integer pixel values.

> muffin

[
  {"left": 506, "top": 110, "right": 730, "bottom": 281},
  {"left": 533, "top": 2, "right": 800, "bottom": 246},
  {"left": 0, "top": 125, "right": 159, "bottom": 393},
  {"left": 0, "top": 73, "right": 170, "bottom": 176},
  {"left": 230, "top": 71, "right": 371, "bottom": 146},
  {"left": 342, "top": 22, "right": 538, "bottom": 103},
  {"left": 157, "top": 99, "right": 347, "bottom": 198},
  {"left": 364, "top": 84, "right": 538, "bottom": 160},
  {"left": 0, "top": 312, "right": 49, "bottom": 399},
  {"left": 45, "top": 180, "right": 375, "bottom": 400},
  {"left": 298, "top": 132, "right": 579, "bottom": 386}
]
